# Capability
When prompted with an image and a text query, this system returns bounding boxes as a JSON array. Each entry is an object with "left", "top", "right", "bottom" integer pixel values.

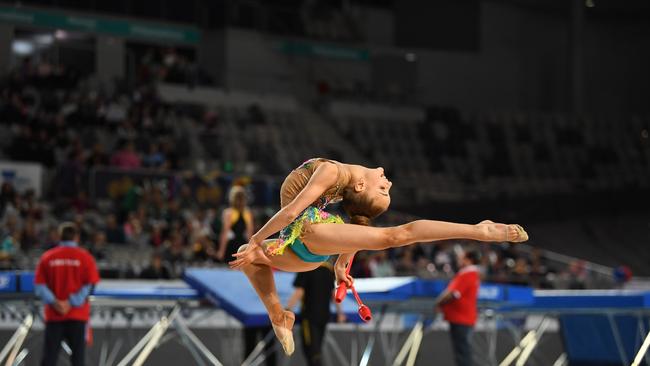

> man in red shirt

[
  {"left": 435, "top": 250, "right": 481, "bottom": 366},
  {"left": 35, "top": 222, "right": 100, "bottom": 366}
]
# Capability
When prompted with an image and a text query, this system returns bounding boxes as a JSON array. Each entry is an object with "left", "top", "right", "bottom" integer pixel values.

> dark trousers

[
  {"left": 244, "top": 326, "right": 276, "bottom": 366},
  {"left": 41, "top": 320, "right": 86, "bottom": 366},
  {"left": 300, "top": 319, "right": 327, "bottom": 366},
  {"left": 449, "top": 323, "right": 474, "bottom": 366}
]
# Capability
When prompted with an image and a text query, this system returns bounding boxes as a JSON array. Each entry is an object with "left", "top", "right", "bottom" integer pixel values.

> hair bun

[{"left": 350, "top": 215, "right": 371, "bottom": 226}]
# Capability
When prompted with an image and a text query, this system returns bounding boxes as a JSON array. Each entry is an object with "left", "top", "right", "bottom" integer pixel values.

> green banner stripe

[
  {"left": 279, "top": 41, "right": 369, "bottom": 61},
  {"left": 0, "top": 5, "right": 200, "bottom": 44}
]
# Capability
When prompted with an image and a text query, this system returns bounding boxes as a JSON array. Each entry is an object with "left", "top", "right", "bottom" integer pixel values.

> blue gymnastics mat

[{"left": 184, "top": 268, "right": 363, "bottom": 326}]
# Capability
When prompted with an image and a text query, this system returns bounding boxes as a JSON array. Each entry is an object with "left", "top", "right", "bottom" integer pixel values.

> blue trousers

[
  {"left": 41, "top": 320, "right": 86, "bottom": 366},
  {"left": 449, "top": 323, "right": 474, "bottom": 366}
]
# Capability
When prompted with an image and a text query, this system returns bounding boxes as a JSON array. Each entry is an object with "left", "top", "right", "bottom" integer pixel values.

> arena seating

[
  {"left": 2, "top": 71, "right": 649, "bottom": 284},
  {"left": 328, "top": 102, "right": 650, "bottom": 203}
]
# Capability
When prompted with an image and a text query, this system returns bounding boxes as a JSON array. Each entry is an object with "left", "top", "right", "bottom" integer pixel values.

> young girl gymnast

[{"left": 229, "top": 158, "right": 528, "bottom": 355}]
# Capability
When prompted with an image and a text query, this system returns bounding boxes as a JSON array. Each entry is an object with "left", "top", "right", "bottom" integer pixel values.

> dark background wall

[
  {"left": 219, "top": 0, "right": 650, "bottom": 114},
  {"left": 415, "top": 1, "right": 570, "bottom": 112},
  {"left": 582, "top": 18, "right": 650, "bottom": 115}
]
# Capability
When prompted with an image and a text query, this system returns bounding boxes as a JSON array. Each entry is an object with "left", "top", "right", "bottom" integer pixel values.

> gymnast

[{"left": 229, "top": 158, "right": 528, "bottom": 355}]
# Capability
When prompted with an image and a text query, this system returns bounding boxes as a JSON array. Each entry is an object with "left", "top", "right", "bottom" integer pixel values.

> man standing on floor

[
  {"left": 435, "top": 250, "right": 481, "bottom": 366},
  {"left": 35, "top": 222, "right": 100, "bottom": 366}
]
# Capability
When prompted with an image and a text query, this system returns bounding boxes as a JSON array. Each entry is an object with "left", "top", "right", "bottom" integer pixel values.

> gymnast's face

[{"left": 365, "top": 167, "right": 392, "bottom": 210}]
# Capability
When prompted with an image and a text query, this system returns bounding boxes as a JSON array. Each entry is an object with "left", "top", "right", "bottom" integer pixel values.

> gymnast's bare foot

[
  {"left": 478, "top": 220, "right": 528, "bottom": 243},
  {"left": 271, "top": 310, "right": 295, "bottom": 355}
]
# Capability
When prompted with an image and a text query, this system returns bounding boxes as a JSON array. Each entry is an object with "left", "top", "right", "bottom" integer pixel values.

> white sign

[
  {"left": 0, "top": 274, "right": 11, "bottom": 290},
  {"left": 479, "top": 286, "right": 501, "bottom": 300},
  {"left": 353, "top": 277, "right": 416, "bottom": 292},
  {"left": 0, "top": 161, "right": 44, "bottom": 197}
]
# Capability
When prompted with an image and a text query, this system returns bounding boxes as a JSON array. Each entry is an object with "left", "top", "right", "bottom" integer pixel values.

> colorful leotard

[{"left": 264, "top": 158, "right": 349, "bottom": 262}]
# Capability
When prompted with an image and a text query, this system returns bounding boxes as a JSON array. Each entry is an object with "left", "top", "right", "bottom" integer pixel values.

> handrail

[
  {"left": 0, "top": 314, "right": 33, "bottom": 366},
  {"left": 518, "top": 243, "right": 614, "bottom": 277},
  {"left": 388, "top": 208, "right": 616, "bottom": 280}
]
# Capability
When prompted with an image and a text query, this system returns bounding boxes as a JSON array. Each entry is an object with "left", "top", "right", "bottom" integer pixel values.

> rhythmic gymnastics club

[{"left": 334, "top": 254, "right": 372, "bottom": 322}]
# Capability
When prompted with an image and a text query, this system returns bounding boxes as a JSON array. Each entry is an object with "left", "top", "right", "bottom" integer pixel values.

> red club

[{"left": 334, "top": 254, "right": 372, "bottom": 322}]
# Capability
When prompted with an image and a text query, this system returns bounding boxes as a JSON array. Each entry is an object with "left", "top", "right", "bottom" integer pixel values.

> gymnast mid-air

[{"left": 229, "top": 158, "right": 528, "bottom": 355}]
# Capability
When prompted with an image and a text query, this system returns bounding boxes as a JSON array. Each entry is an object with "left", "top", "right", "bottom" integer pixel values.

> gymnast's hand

[
  {"left": 335, "top": 265, "right": 354, "bottom": 288},
  {"left": 229, "top": 240, "right": 260, "bottom": 269}
]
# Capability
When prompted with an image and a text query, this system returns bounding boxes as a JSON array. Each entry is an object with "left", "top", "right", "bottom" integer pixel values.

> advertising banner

[
  {"left": 0, "top": 5, "right": 200, "bottom": 44},
  {"left": 0, "top": 161, "right": 44, "bottom": 197}
]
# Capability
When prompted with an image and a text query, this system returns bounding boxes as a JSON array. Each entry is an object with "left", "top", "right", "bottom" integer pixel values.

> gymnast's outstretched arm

[{"left": 231, "top": 163, "right": 338, "bottom": 267}]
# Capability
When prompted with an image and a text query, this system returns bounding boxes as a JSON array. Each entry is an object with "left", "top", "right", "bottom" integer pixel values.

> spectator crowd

[{"left": 0, "top": 60, "right": 623, "bottom": 289}]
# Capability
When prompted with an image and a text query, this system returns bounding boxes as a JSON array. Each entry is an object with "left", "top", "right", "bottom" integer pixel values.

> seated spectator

[
  {"left": 178, "top": 185, "right": 196, "bottom": 211},
  {"left": 43, "top": 226, "right": 60, "bottom": 251},
  {"left": 73, "top": 214, "right": 93, "bottom": 244},
  {"left": 192, "top": 234, "right": 216, "bottom": 262},
  {"left": 0, "top": 182, "right": 17, "bottom": 217},
  {"left": 86, "top": 142, "right": 109, "bottom": 168},
  {"left": 57, "top": 150, "right": 85, "bottom": 198},
  {"left": 369, "top": 251, "right": 395, "bottom": 277},
  {"left": 159, "top": 140, "right": 179, "bottom": 170},
  {"left": 142, "top": 142, "right": 166, "bottom": 168},
  {"left": 87, "top": 231, "right": 108, "bottom": 261},
  {"left": 140, "top": 252, "right": 172, "bottom": 279},
  {"left": 21, "top": 189, "right": 43, "bottom": 219},
  {"left": 510, "top": 258, "right": 530, "bottom": 286},
  {"left": 613, "top": 265, "right": 633, "bottom": 288},
  {"left": 20, "top": 217, "right": 40, "bottom": 252},
  {"left": 149, "top": 225, "right": 165, "bottom": 247},
  {"left": 395, "top": 248, "right": 416, "bottom": 276},
  {"left": 105, "top": 97, "right": 128, "bottom": 125},
  {"left": 0, "top": 230, "right": 20, "bottom": 269},
  {"left": 121, "top": 185, "right": 142, "bottom": 215},
  {"left": 105, "top": 214, "right": 126, "bottom": 244},
  {"left": 567, "top": 260, "right": 588, "bottom": 289},
  {"left": 1, "top": 200, "right": 21, "bottom": 228},
  {"left": 110, "top": 140, "right": 142, "bottom": 170},
  {"left": 164, "top": 200, "right": 182, "bottom": 224},
  {"left": 163, "top": 233, "right": 186, "bottom": 268},
  {"left": 71, "top": 191, "right": 90, "bottom": 214},
  {"left": 188, "top": 208, "right": 213, "bottom": 245},
  {"left": 148, "top": 187, "right": 168, "bottom": 222},
  {"left": 434, "top": 243, "right": 454, "bottom": 275},
  {"left": 123, "top": 212, "right": 148, "bottom": 247},
  {"left": 116, "top": 119, "right": 137, "bottom": 140},
  {"left": 529, "top": 248, "right": 550, "bottom": 288}
]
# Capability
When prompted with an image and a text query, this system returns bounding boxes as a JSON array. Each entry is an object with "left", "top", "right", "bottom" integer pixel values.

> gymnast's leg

[
  {"left": 302, "top": 220, "right": 527, "bottom": 256},
  {"left": 235, "top": 241, "right": 321, "bottom": 355}
]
